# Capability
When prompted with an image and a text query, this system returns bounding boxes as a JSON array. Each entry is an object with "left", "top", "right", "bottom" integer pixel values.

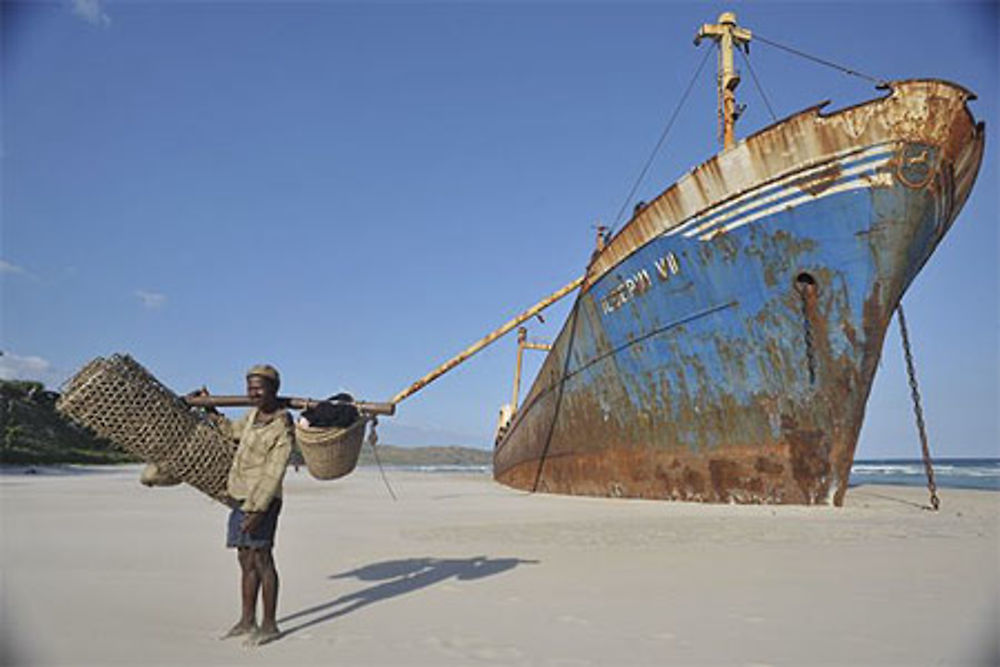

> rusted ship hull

[{"left": 494, "top": 80, "right": 984, "bottom": 505}]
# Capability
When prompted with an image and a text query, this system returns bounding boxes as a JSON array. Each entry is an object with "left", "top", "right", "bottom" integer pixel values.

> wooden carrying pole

[
  {"left": 391, "top": 276, "right": 584, "bottom": 405},
  {"left": 184, "top": 395, "right": 396, "bottom": 416}
]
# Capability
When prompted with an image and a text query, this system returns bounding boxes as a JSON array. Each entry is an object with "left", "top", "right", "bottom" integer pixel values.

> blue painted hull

[{"left": 495, "top": 81, "right": 984, "bottom": 504}]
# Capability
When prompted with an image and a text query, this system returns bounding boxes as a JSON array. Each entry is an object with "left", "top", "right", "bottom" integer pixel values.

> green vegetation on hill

[
  {"left": 1, "top": 379, "right": 492, "bottom": 468},
  {"left": 0, "top": 379, "right": 139, "bottom": 465}
]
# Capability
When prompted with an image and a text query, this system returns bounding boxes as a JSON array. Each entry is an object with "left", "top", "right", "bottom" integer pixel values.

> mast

[
  {"left": 510, "top": 326, "right": 551, "bottom": 415},
  {"left": 695, "top": 11, "right": 752, "bottom": 150}
]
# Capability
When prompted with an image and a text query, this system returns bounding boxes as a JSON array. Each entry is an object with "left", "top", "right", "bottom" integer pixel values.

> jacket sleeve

[{"left": 242, "top": 412, "right": 294, "bottom": 512}]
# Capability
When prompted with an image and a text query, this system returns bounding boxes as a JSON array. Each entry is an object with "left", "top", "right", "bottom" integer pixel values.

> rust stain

[
  {"left": 496, "top": 442, "right": 814, "bottom": 505},
  {"left": 793, "top": 162, "right": 842, "bottom": 196},
  {"left": 781, "top": 415, "right": 831, "bottom": 504}
]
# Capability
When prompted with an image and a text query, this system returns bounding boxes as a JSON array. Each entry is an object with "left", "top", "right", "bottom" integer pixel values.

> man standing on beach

[{"left": 213, "top": 364, "right": 294, "bottom": 646}]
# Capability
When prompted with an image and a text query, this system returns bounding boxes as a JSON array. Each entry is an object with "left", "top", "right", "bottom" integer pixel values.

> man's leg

[
  {"left": 222, "top": 547, "right": 259, "bottom": 638},
  {"left": 253, "top": 548, "right": 281, "bottom": 642}
]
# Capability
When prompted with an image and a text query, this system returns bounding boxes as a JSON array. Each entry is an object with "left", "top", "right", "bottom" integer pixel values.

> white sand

[{"left": 2, "top": 466, "right": 997, "bottom": 666}]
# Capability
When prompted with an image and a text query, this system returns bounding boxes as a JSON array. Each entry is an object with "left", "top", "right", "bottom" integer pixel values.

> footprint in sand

[
  {"left": 422, "top": 635, "right": 524, "bottom": 661},
  {"left": 554, "top": 614, "right": 591, "bottom": 626}
]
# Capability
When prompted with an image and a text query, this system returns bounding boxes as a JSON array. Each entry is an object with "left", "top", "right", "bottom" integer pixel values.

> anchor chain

[
  {"left": 802, "top": 303, "right": 817, "bottom": 385},
  {"left": 797, "top": 278, "right": 817, "bottom": 386},
  {"left": 897, "top": 304, "right": 940, "bottom": 511}
]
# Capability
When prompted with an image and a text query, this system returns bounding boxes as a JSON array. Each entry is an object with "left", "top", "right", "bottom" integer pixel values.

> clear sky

[{"left": 2, "top": 1, "right": 997, "bottom": 457}]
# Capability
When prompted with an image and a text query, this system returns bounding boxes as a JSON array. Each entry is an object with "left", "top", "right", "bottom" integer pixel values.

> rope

[
  {"left": 753, "top": 33, "right": 886, "bottom": 86},
  {"left": 738, "top": 46, "right": 778, "bottom": 123},
  {"left": 367, "top": 416, "right": 398, "bottom": 501},
  {"left": 609, "top": 44, "right": 716, "bottom": 234},
  {"left": 897, "top": 304, "right": 940, "bottom": 511}
]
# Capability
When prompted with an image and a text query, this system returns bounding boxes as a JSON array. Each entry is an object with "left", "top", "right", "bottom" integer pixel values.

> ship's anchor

[{"left": 897, "top": 303, "right": 940, "bottom": 511}]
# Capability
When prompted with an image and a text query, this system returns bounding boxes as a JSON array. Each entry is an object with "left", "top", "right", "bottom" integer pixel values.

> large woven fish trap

[
  {"left": 295, "top": 418, "right": 367, "bottom": 480},
  {"left": 56, "top": 354, "right": 235, "bottom": 503}
]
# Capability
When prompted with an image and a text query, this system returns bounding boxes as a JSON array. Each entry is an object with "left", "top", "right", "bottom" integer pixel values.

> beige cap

[{"left": 246, "top": 364, "right": 280, "bottom": 390}]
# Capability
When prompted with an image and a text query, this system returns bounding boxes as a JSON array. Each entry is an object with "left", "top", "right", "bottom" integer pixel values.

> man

[{"left": 215, "top": 364, "right": 294, "bottom": 646}]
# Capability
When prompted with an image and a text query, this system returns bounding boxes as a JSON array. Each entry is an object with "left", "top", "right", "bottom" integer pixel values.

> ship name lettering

[
  {"left": 654, "top": 252, "right": 680, "bottom": 280},
  {"left": 601, "top": 269, "right": 652, "bottom": 315},
  {"left": 626, "top": 269, "right": 652, "bottom": 297},
  {"left": 600, "top": 254, "right": 681, "bottom": 316}
]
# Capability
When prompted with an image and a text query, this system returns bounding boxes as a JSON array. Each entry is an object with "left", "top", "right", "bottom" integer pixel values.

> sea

[
  {"left": 2, "top": 458, "right": 998, "bottom": 491},
  {"left": 849, "top": 458, "right": 1000, "bottom": 491},
  {"left": 376, "top": 459, "right": 1000, "bottom": 492},
  {"left": 382, "top": 458, "right": 1000, "bottom": 492}
]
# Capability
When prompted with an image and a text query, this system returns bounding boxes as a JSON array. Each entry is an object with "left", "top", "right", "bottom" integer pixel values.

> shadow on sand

[
  {"left": 275, "top": 556, "right": 537, "bottom": 640},
  {"left": 848, "top": 485, "right": 936, "bottom": 510}
]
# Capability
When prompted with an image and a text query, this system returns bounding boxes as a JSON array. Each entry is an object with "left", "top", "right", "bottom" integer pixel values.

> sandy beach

[{"left": 2, "top": 466, "right": 997, "bottom": 666}]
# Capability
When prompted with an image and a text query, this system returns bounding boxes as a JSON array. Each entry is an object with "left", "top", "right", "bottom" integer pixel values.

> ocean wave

[
  {"left": 850, "top": 459, "right": 999, "bottom": 490},
  {"left": 852, "top": 464, "right": 1000, "bottom": 478},
  {"left": 369, "top": 464, "right": 493, "bottom": 474}
]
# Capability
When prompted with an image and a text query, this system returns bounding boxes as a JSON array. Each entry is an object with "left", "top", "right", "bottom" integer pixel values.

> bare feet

[
  {"left": 220, "top": 621, "right": 256, "bottom": 640},
  {"left": 244, "top": 624, "right": 282, "bottom": 647}
]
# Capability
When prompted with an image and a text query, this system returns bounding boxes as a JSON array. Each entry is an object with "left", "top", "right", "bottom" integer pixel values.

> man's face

[{"left": 246, "top": 375, "right": 277, "bottom": 408}]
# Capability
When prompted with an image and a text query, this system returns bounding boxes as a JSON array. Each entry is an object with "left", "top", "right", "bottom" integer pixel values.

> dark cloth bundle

[{"left": 301, "top": 392, "right": 359, "bottom": 428}]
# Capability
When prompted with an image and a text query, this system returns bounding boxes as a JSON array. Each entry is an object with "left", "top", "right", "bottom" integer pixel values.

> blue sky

[{"left": 2, "top": 1, "right": 997, "bottom": 457}]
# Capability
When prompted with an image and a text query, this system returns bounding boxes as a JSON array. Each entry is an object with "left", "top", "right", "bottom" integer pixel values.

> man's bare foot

[
  {"left": 220, "top": 621, "right": 256, "bottom": 639},
  {"left": 245, "top": 624, "right": 282, "bottom": 647}
]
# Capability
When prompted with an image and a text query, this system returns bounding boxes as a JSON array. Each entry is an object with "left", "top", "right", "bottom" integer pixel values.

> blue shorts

[{"left": 226, "top": 498, "right": 282, "bottom": 549}]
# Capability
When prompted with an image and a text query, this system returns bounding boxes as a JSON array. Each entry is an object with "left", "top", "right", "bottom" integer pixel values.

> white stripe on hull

[
  {"left": 699, "top": 171, "right": 895, "bottom": 240},
  {"left": 665, "top": 145, "right": 895, "bottom": 240}
]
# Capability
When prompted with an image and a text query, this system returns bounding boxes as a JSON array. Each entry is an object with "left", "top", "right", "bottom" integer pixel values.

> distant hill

[
  {"left": 357, "top": 444, "right": 492, "bottom": 467},
  {"left": 0, "top": 380, "right": 493, "bottom": 466},
  {"left": 1, "top": 379, "right": 492, "bottom": 468},
  {"left": 0, "top": 379, "right": 139, "bottom": 464}
]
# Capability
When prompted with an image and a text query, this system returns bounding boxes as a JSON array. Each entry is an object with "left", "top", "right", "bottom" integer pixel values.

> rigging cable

[
  {"left": 531, "top": 299, "right": 582, "bottom": 493},
  {"left": 609, "top": 33, "right": 884, "bottom": 237},
  {"left": 608, "top": 43, "right": 716, "bottom": 234},
  {"left": 752, "top": 33, "right": 886, "bottom": 86},
  {"left": 738, "top": 46, "right": 778, "bottom": 123}
]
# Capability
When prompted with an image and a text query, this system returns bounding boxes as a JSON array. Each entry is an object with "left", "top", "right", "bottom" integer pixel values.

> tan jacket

[{"left": 223, "top": 409, "right": 294, "bottom": 512}]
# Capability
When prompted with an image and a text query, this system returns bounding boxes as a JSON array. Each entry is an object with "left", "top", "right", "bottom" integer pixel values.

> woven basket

[
  {"left": 296, "top": 418, "right": 367, "bottom": 480},
  {"left": 56, "top": 354, "right": 235, "bottom": 504}
]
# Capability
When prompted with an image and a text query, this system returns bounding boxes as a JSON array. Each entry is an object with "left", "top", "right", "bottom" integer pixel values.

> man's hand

[
  {"left": 186, "top": 386, "right": 220, "bottom": 414},
  {"left": 241, "top": 511, "right": 264, "bottom": 533}
]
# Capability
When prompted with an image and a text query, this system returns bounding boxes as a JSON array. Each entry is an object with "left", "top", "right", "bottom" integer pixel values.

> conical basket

[
  {"left": 295, "top": 418, "right": 367, "bottom": 480},
  {"left": 56, "top": 354, "right": 235, "bottom": 503}
]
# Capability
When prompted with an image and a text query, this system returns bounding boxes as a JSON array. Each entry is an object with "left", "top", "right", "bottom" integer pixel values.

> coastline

[
  {"left": 3, "top": 457, "right": 997, "bottom": 491},
  {"left": 3, "top": 467, "right": 998, "bottom": 666}
]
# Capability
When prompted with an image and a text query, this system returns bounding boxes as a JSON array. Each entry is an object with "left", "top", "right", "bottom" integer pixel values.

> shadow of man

[{"left": 277, "top": 556, "right": 537, "bottom": 639}]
